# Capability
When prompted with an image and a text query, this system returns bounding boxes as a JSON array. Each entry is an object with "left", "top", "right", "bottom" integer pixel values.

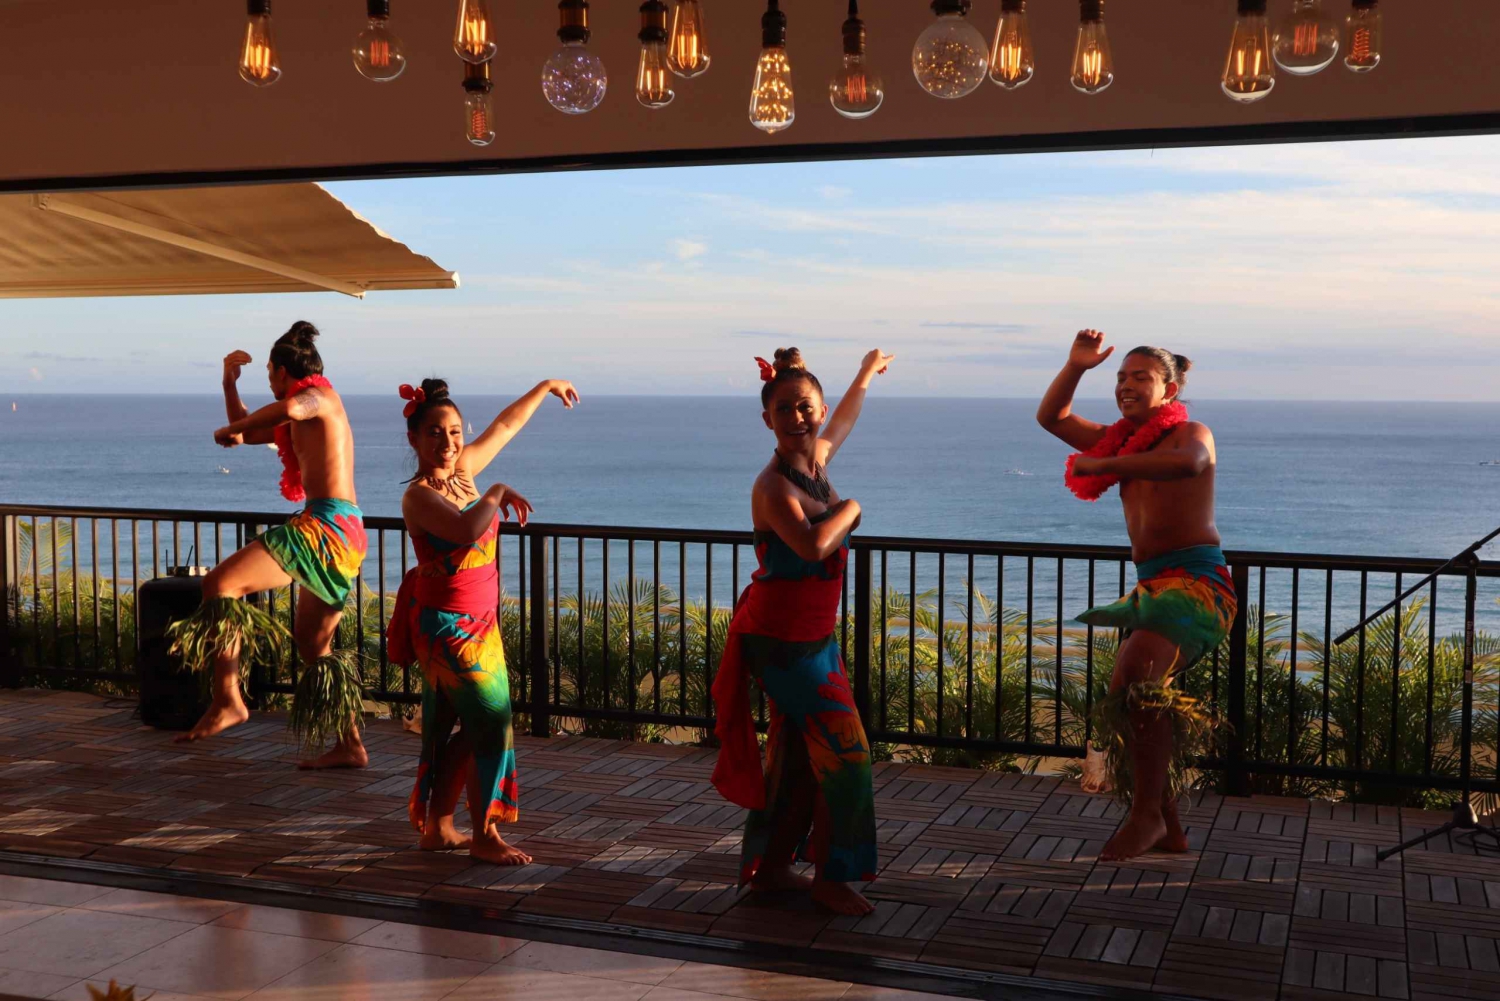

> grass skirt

[
  {"left": 288, "top": 649, "right": 364, "bottom": 753},
  {"left": 1092, "top": 680, "right": 1217, "bottom": 806},
  {"left": 165, "top": 596, "right": 290, "bottom": 681}
]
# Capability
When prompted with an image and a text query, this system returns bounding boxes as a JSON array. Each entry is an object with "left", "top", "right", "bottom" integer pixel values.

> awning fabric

[{"left": 0, "top": 183, "right": 457, "bottom": 299}]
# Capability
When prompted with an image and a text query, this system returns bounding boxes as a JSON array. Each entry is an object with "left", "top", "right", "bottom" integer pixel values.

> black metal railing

[{"left": 2, "top": 503, "right": 1497, "bottom": 800}]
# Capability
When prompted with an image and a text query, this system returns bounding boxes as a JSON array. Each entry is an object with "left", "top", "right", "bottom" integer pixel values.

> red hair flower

[
  {"left": 398, "top": 383, "right": 426, "bottom": 419},
  {"left": 754, "top": 357, "right": 775, "bottom": 382}
]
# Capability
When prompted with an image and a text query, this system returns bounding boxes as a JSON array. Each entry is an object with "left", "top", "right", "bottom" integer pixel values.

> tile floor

[{"left": 0, "top": 874, "right": 951, "bottom": 1001}]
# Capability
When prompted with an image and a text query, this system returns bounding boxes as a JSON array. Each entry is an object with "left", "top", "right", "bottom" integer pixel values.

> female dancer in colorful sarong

[
  {"left": 712, "top": 347, "right": 893, "bottom": 916},
  {"left": 390, "top": 377, "right": 578, "bottom": 864},
  {"left": 1037, "top": 330, "right": 1236, "bottom": 861}
]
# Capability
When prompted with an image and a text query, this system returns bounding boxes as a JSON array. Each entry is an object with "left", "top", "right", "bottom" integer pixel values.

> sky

[{"left": 5, "top": 134, "right": 1500, "bottom": 401}]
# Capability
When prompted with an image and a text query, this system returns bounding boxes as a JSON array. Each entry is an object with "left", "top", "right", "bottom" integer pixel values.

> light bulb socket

[
  {"left": 1236, "top": 0, "right": 1267, "bottom": 13},
  {"left": 841, "top": 7, "right": 865, "bottom": 55},
  {"left": 1352, "top": 0, "right": 1377, "bottom": 8},
  {"left": 638, "top": 0, "right": 667, "bottom": 43},
  {"left": 1080, "top": 0, "right": 1103, "bottom": 22},
  {"left": 1001, "top": 0, "right": 1026, "bottom": 12},
  {"left": 248, "top": 0, "right": 271, "bottom": 16},
  {"left": 761, "top": 0, "right": 786, "bottom": 49},
  {"left": 557, "top": 0, "right": 590, "bottom": 44},
  {"left": 365, "top": 0, "right": 390, "bottom": 18},
  {"left": 931, "top": 0, "right": 970, "bottom": 16},
  {"left": 463, "top": 60, "right": 492, "bottom": 93}
]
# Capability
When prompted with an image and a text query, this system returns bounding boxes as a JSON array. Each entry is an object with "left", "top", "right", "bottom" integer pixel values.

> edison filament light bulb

[
  {"left": 1344, "top": 0, "right": 1382, "bottom": 73},
  {"left": 1223, "top": 0, "right": 1275, "bottom": 104},
  {"left": 989, "top": 0, "right": 1035, "bottom": 90},
  {"left": 829, "top": 0, "right": 883, "bottom": 120},
  {"left": 912, "top": 0, "right": 989, "bottom": 99},
  {"left": 353, "top": 0, "right": 407, "bottom": 82},
  {"left": 668, "top": 0, "right": 710, "bottom": 78},
  {"left": 1273, "top": 0, "right": 1339, "bottom": 76},
  {"left": 463, "top": 62, "right": 495, "bottom": 146},
  {"left": 454, "top": 0, "right": 497, "bottom": 64},
  {"left": 239, "top": 0, "right": 281, "bottom": 87},
  {"left": 1070, "top": 0, "right": 1114, "bottom": 94},
  {"left": 749, "top": 0, "right": 794, "bottom": 133},
  {"left": 636, "top": 0, "right": 675, "bottom": 108}
]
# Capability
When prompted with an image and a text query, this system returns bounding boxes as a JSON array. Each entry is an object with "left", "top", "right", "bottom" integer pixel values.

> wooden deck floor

[{"left": 1, "top": 689, "right": 1497, "bottom": 1001}]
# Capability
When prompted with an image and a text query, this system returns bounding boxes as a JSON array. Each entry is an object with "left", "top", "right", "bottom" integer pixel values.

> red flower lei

[
  {"left": 273, "top": 375, "right": 333, "bottom": 502},
  {"left": 1064, "top": 401, "right": 1188, "bottom": 501}
]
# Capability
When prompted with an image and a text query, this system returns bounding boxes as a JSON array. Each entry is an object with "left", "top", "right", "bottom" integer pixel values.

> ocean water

[{"left": 3, "top": 394, "right": 1499, "bottom": 560}]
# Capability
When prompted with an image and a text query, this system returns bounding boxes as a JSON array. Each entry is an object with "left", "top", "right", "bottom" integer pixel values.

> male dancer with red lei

[
  {"left": 169, "top": 322, "right": 369, "bottom": 769},
  {"left": 1037, "top": 330, "right": 1236, "bottom": 861}
]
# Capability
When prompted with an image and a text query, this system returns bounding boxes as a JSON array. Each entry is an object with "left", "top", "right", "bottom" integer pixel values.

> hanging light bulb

[
  {"left": 668, "top": 0, "right": 711, "bottom": 79},
  {"left": 239, "top": 0, "right": 281, "bottom": 87},
  {"left": 543, "top": 0, "right": 608, "bottom": 114},
  {"left": 1344, "top": 0, "right": 1381, "bottom": 72},
  {"left": 463, "top": 62, "right": 496, "bottom": 146},
  {"left": 912, "top": 0, "right": 989, "bottom": 99},
  {"left": 749, "top": 0, "right": 794, "bottom": 133},
  {"left": 830, "top": 0, "right": 883, "bottom": 120},
  {"left": 454, "top": 0, "right": 497, "bottom": 65},
  {"left": 637, "top": 0, "right": 675, "bottom": 108},
  {"left": 989, "top": 0, "right": 1035, "bottom": 90},
  {"left": 1070, "top": 0, "right": 1114, "bottom": 94},
  {"left": 353, "top": 0, "right": 407, "bottom": 82},
  {"left": 1272, "top": 0, "right": 1339, "bottom": 76},
  {"left": 1223, "top": 0, "right": 1275, "bottom": 104}
]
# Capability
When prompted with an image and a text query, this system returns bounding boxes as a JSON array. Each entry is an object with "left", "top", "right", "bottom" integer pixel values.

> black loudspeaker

[{"left": 136, "top": 574, "right": 210, "bottom": 730}]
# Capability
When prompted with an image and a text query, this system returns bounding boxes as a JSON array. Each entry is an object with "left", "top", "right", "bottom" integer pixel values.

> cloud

[
  {"left": 818, "top": 185, "right": 852, "bottom": 200},
  {"left": 24, "top": 351, "right": 99, "bottom": 362},
  {"left": 922, "top": 322, "right": 1031, "bottom": 333},
  {"left": 672, "top": 239, "right": 707, "bottom": 261}
]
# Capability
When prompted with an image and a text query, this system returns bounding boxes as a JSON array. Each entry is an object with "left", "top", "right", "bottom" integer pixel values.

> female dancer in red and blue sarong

[
  {"left": 390, "top": 376, "right": 578, "bottom": 864},
  {"left": 712, "top": 346, "right": 893, "bottom": 916}
]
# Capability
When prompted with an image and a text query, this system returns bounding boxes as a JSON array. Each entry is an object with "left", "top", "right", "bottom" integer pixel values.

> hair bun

[
  {"left": 772, "top": 347, "right": 805, "bottom": 372},
  {"left": 1173, "top": 354, "right": 1193, "bottom": 375},
  {"left": 286, "top": 320, "right": 319, "bottom": 347},
  {"left": 419, "top": 377, "right": 450, "bottom": 401}
]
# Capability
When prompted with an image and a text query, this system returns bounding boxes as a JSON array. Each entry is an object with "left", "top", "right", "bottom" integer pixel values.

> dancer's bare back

[{"left": 284, "top": 388, "right": 356, "bottom": 502}]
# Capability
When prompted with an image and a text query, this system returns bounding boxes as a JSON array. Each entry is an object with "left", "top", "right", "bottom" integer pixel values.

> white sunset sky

[{"left": 5, "top": 133, "right": 1499, "bottom": 401}]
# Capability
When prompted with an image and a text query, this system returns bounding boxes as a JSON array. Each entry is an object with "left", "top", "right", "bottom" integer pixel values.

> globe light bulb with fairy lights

[
  {"left": 542, "top": 0, "right": 607, "bottom": 114},
  {"left": 1223, "top": 0, "right": 1275, "bottom": 104},
  {"left": 829, "top": 0, "right": 883, "bottom": 119},
  {"left": 353, "top": 0, "right": 407, "bottom": 82},
  {"left": 749, "top": 0, "right": 794, "bottom": 133},
  {"left": 239, "top": 0, "right": 281, "bottom": 87},
  {"left": 912, "top": 0, "right": 988, "bottom": 99},
  {"left": 989, "top": 0, "right": 1035, "bottom": 90},
  {"left": 668, "top": 0, "right": 711, "bottom": 78},
  {"left": 1273, "top": 0, "right": 1339, "bottom": 76}
]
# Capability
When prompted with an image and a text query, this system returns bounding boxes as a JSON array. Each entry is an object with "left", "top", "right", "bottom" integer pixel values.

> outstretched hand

[
  {"left": 860, "top": 349, "right": 895, "bottom": 379},
  {"left": 223, "top": 350, "right": 252, "bottom": 383},
  {"left": 497, "top": 486, "right": 534, "bottom": 526},
  {"left": 213, "top": 426, "right": 243, "bottom": 448},
  {"left": 1068, "top": 330, "right": 1114, "bottom": 371},
  {"left": 548, "top": 380, "right": 580, "bottom": 409}
]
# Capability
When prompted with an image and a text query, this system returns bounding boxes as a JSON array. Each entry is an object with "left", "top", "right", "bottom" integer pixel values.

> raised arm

[
  {"left": 459, "top": 380, "right": 579, "bottom": 477},
  {"left": 1036, "top": 330, "right": 1114, "bottom": 451},
  {"left": 214, "top": 386, "right": 325, "bottom": 447},
  {"left": 817, "top": 350, "right": 893, "bottom": 466},
  {"left": 757, "top": 489, "right": 862, "bottom": 563},
  {"left": 1074, "top": 424, "right": 1213, "bottom": 482},
  {"left": 403, "top": 482, "right": 534, "bottom": 544},
  {"left": 220, "top": 350, "right": 273, "bottom": 445}
]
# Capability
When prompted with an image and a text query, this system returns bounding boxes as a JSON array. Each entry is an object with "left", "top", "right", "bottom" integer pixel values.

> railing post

[
  {"left": 528, "top": 529, "right": 551, "bottom": 738},
  {"left": 853, "top": 545, "right": 872, "bottom": 731},
  {"left": 0, "top": 515, "right": 18, "bottom": 688},
  {"left": 1225, "top": 562, "right": 1251, "bottom": 797}
]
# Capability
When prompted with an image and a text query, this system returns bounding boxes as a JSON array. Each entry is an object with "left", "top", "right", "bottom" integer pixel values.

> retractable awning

[{"left": 0, "top": 183, "right": 457, "bottom": 299}]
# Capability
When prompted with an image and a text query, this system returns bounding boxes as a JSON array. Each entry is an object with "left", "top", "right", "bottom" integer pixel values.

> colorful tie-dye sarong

[
  {"left": 1077, "top": 544, "right": 1237, "bottom": 673},
  {"left": 389, "top": 511, "right": 518, "bottom": 834},
  {"left": 712, "top": 529, "right": 877, "bottom": 885},
  {"left": 259, "top": 498, "right": 367, "bottom": 608}
]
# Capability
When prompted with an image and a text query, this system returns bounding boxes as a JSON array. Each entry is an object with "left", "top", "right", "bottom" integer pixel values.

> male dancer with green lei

[
  {"left": 169, "top": 321, "right": 370, "bottom": 769},
  {"left": 1037, "top": 330, "right": 1237, "bottom": 861}
]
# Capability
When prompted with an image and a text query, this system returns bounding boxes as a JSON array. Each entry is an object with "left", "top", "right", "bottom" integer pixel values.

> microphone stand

[{"left": 1333, "top": 526, "right": 1500, "bottom": 861}]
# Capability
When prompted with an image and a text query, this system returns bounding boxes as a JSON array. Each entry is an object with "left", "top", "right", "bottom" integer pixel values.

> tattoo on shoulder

[{"left": 289, "top": 389, "right": 322, "bottom": 419}]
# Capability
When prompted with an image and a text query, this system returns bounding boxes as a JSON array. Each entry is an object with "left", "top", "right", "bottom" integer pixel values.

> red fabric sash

[
  {"left": 387, "top": 562, "right": 499, "bottom": 667},
  {"left": 711, "top": 574, "right": 845, "bottom": 810},
  {"left": 1064, "top": 401, "right": 1188, "bottom": 501},
  {"left": 273, "top": 375, "right": 333, "bottom": 502}
]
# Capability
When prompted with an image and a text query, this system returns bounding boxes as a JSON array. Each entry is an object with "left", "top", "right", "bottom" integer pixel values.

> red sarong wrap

[
  {"left": 387, "top": 559, "right": 500, "bottom": 667},
  {"left": 710, "top": 573, "right": 846, "bottom": 810}
]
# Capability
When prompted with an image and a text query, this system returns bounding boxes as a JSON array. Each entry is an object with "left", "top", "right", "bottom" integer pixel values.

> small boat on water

[
  {"left": 215, "top": 466, "right": 231, "bottom": 475},
  {"left": 467, "top": 421, "right": 474, "bottom": 434},
  {"left": 1003, "top": 468, "right": 1032, "bottom": 476}
]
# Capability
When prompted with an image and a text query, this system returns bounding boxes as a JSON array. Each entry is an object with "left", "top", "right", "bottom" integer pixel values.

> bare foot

[
  {"left": 420, "top": 819, "right": 473, "bottom": 852},
  {"left": 1155, "top": 796, "right": 1189, "bottom": 853},
  {"left": 1101, "top": 808, "right": 1168, "bottom": 861},
  {"left": 751, "top": 864, "right": 815, "bottom": 892},
  {"left": 810, "top": 881, "right": 875, "bottom": 916},
  {"left": 174, "top": 700, "right": 249, "bottom": 743},
  {"left": 297, "top": 743, "right": 369, "bottom": 770},
  {"left": 471, "top": 833, "right": 531, "bottom": 866}
]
